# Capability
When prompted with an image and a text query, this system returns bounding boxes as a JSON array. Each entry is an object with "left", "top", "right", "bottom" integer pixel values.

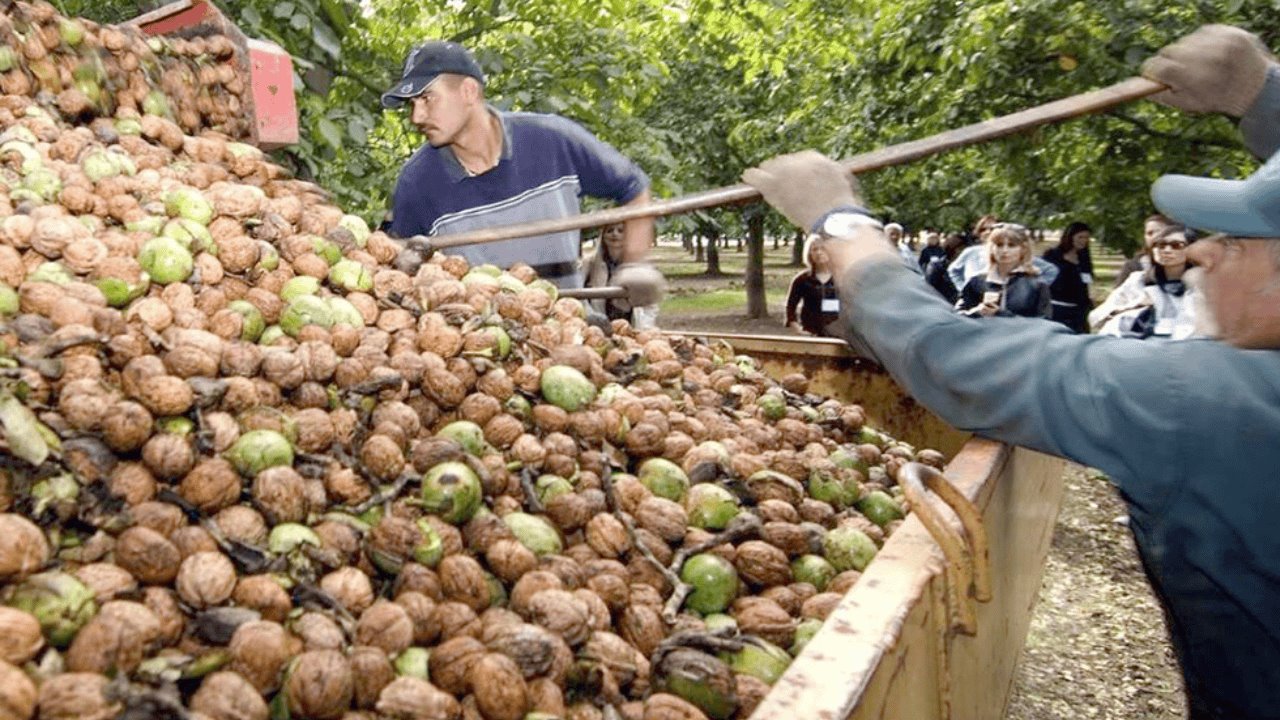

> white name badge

[
  {"left": 1081, "top": 273, "right": 1093, "bottom": 285},
  {"left": 821, "top": 298, "right": 840, "bottom": 313}
]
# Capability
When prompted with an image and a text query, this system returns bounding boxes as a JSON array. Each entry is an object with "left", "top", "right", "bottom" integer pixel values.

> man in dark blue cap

[
  {"left": 742, "top": 25, "right": 1280, "bottom": 720},
  {"left": 381, "top": 41, "right": 664, "bottom": 307}
]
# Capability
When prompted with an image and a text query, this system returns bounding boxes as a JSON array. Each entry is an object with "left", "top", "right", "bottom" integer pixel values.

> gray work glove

[
  {"left": 1142, "top": 25, "right": 1277, "bottom": 117},
  {"left": 741, "top": 150, "right": 864, "bottom": 231},
  {"left": 585, "top": 307, "right": 614, "bottom": 337},
  {"left": 613, "top": 262, "right": 666, "bottom": 307}
]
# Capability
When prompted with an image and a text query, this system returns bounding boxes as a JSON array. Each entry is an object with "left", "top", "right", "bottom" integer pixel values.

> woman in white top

[{"left": 1089, "top": 226, "right": 1199, "bottom": 340}]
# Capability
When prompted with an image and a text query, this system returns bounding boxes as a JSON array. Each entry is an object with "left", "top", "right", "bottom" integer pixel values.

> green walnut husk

[
  {"left": 684, "top": 483, "right": 740, "bottom": 531},
  {"left": 435, "top": 421, "right": 491, "bottom": 457},
  {"left": 466, "top": 326, "right": 511, "bottom": 360},
  {"left": 528, "top": 278, "right": 559, "bottom": 302},
  {"left": 0, "top": 283, "right": 16, "bottom": 315},
  {"left": 412, "top": 519, "right": 444, "bottom": 567},
  {"left": 6, "top": 571, "right": 97, "bottom": 647},
  {"left": 328, "top": 259, "right": 374, "bottom": 293},
  {"left": 124, "top": 214, "right": 164, "bottom": 235},
  {"left": 420, "top": 461, "right": 482, "bottom": 525},
  {"left": 502, "top": 512, "right": 562, "bottom": 557},
  {"left": 823, "top": 526, "right": 878, "bottom": 573},
  {"left": 23, "top": 168, "right": 61, "bottom": 202},
  {"left": 81, "top": 149, "right": 121, "bottom": 183},
  {"left": 27, "top": 262, "right": 72, "bottom": 286},
  {"left": 534, "top": 474, "right": 573, "bottom": 505},
  {"left": 95, "top": 272, "right": 150, "bottom": 308},
  {"left": 638, "top": 458, "right": 690, "bottom": 502},
  {"left": 155, "top": 416, "right": 194, "bottom": 436},
  {"left": 279, "top": 295, "right": 334, "bottom": 337},
  {"left": 790, "top": 554, "right": 837, "bottom": 592},
  {"left": 790, "top": 618, "right": 823, "bottom": 657},
  {"left": 394, "top": 647, "right": 430, "bottom": 680},
  {"left": 280, "top": 275, "right": 321, "bottom": 302},
  {"left": 227, "top": 300, "right": 265, "bottom": 342},
  {"left": 703, "top": 613, "right": 738, "bottom": 633},
  {"left": 259, "top": 325, "right": 287, "bottom": 347},
  {"left": 829, "top": 448, "right": 869, "bottom": 474},
  {"left": 59, "top": 18, "right": 86, "bottom": 46},
  {"left": 337, "top": 214, "right": 370, "bottom": 247},
  {"left": 756, "top": 392, "right": 786, "bottom": 422},
  {"left": 162, "top": 218, "right": 215, "bottom": 254},
  {"left": 659, "top": 649, "right": 737, "bottom": 720},
  {"left": 461, "top": 270, "right": 500, "bottom": 290},
  {"left": 539, "top": 365, "right": 597, "bottom": 413},
  {"left": 503, "top": 395, "right": 532, "bottom": 423},
  {"left": 138, "top": 236, "right": 194, "bottom": 285},
  {"left": 328, "top": 297, "right": 364, "bottom": 328},
  {"left": 225, "top": 429, "right": 295, "bottom": 478},
  {"left": 163, "top": 187, "right": 213, "bottom": 225},
  {"left": 808, "top": 465, "right": 859, "bottom": 510},
  {"left": 681, "top": 553, "right": 738, "bottom": 615},
  {"left": 0, "top": 47, "right": 16, "bottom": 73},
  {"left": 856, "top": 490, "right": 905, "bottom": 527},
  {"left": 721, "top": 639, "right": 792, "bottom": 684},
  {"left": 497, "top": 273, "right": 527, "bottom": 294},
  {"left": 268, "top": 523, "right": 321, "bottom": 554}
]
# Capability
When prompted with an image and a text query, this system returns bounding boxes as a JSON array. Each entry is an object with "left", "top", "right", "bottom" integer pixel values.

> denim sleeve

[
  {"left": 836, "top": 258, "right": 1190, "bottom": 517},
  {"left": 553, "top": 117, "right": 649, "bottom": 204},
  {"left": 1241, "top": 66, "right": 1280, "bottom": 160}
]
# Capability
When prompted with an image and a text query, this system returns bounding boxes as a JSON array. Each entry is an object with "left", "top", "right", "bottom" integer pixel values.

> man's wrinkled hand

[
  {"left": 614, "top": 262, "right": 666, "bottom": 307},
  {"left": 741, "top": 151, "right": 864, "bottom": 231},
  {"left": 1142, "top": 25, "right": 1276, "bottom": 117}
]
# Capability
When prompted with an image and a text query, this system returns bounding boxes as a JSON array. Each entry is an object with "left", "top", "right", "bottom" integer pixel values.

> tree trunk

[
  {"left": 706, "top": 231, "right": 722, "bottom": 275},
  {"left": 746, "top": 213, "right": 767, "bottom": 319},
  {"left": 695, "top": 235, "right": 704, "bottom": 263},
  {"left": 790, "top": 229, "right": 805, "bottom": 266},
  {"left": 682, "top": 233, "right": 692, "bottom": 253}
]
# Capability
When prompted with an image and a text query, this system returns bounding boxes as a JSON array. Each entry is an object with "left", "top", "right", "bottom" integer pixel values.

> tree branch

[{"left": 1106, "top": 113, "right": 1238, "bottom": 151}]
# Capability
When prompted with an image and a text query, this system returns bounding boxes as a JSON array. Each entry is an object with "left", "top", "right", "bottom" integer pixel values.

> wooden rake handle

[
  {"left": 425, "top": 77, "right": 1164, "bottom": 252},
  {"left": 898, "top": 461, "right": 991, "bottom": 636}
]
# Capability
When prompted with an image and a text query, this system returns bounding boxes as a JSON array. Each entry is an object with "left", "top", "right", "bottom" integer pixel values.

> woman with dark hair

[
  {"left": 924, "top": 233, "right": 966, "bottom": 304},
  {"left": 1042, "top": 221, "right": 1095, "bottom": 333},
  {"left": 1090, "top": 226, "right": 1201, "bottom": 339}
]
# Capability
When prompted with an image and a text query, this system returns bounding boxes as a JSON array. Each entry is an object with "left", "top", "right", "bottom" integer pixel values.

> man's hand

[
  {"left": 614, "top": 262, "right": 666, "bottom": 307},
  {"left": 1142, "top": 25, "right": 1276, "bottom": 117},
  {"left": 741, "top": 151, "right": 864, "bottom": 231}
]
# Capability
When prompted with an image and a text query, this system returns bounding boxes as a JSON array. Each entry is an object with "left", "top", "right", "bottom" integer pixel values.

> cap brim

[
  {"left": 1151, "top": 174, "right": 1280, "bottom": 238},
  {"left": 380, "top": 74, "right": 438, "bottom": 109}
]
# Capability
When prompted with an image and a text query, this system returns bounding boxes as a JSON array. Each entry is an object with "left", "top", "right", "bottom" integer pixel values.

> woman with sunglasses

[
  {"left": 1089, "top": 226, "right": 1200, "bottom": 339},
  {"left": 954, "top": 224, "right": 1051, "bottom": 318}
]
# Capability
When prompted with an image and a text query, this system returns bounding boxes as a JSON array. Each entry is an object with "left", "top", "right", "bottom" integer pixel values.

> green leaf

[
  {"left": 317, "top": 117, "right": 344, "bottom": 149},
  {"left": 290, "top": 13, "right": 310, "bottom": 31},
  {"left": 0, "top": 393, "right": 48, "bottom": 466},
  {"left": 272, "top": 2, "right": 296, "bottom": 19},
  {"left": 312, "top": 21, "right": 342, "bottom": 59}
]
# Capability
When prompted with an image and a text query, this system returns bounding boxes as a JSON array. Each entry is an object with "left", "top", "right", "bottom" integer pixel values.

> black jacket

[
  {"left": 918, "top": 245, "right": 947, "bottom": 270},
  {"left": 956, "top": 272, "right": 1051, "bottom": 319},
  {"left": 785, "top": 271, "right": 840, "bottom": 335}
]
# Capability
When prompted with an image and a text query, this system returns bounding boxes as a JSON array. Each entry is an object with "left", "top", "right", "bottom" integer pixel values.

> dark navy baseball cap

[
  {"left": 381, "top": 41, "right": 486, "bottom": 109},
  {"left": 1152, "top": 148, "right": 1280, "bottom": 239}
]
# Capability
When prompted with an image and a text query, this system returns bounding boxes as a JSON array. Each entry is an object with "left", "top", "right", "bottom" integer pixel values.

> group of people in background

[{"left": 786, "top": 212, "right": 1203, "bottom": 341}]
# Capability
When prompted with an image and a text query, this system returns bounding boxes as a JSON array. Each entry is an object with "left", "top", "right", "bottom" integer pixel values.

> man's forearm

[{"left": 621, "top": 188, "right": 655, "bottom": 263}]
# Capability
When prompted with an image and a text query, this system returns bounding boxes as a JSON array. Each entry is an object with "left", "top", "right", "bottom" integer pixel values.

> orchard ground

[{"left": 632, "top": 237, "right": 1186, "bottom": 720}]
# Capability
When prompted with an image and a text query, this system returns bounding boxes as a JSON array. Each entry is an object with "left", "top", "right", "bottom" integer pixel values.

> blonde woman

[{"left": 954, "top": 224, "right": 1051, "bottom": 318}]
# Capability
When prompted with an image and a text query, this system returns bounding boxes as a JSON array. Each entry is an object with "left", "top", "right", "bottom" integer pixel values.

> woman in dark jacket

[
  {"left": 924, "top": 233, "right": 965, "bottom": 304},
  {"left": 785, "top": 237, "right": 840, "bottom": 335},
  {"left": 956, "top": 224, "right": 1051, "bottom": 318},
  {"left": 1042, "top": 220, "right": 1095, "bottom": 332}
]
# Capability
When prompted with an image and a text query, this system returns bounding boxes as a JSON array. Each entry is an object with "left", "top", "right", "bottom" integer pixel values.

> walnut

[
  {"left": 483, "top": 414, "right": 523, "bottom": 449},
  {"left": 170, "top": 523, "right": 218, "bottom": 558},
  {"left": 233, "top": 575, "right": 293, "bottom": 623},
  {"left": 731, "top": 597, "right": 795, "bottom": 647},
  {"left": 0, "top": 607, "right": 43, "bottom": 665},
  {"left": 114, "top": 525, "right": 181, "bottom": 585},
  {"left": 575, "top": 588, "right": 612, "bottom": 634},
  {"left": 131, "top": 501, "right": 188, "bottom": 538},
  {"left": 349, "top": 645, "right": 397, "bottom": 710},
  {"left": 394, "top": 562, "right": 445, "bottom": 600},
  {"left": 355, "top": 600, "right": 414, "bottom": 656},
  {"left": 74, "top": 562, "right": 137, "bottom": 603},
  {"left": 485, "top": 538, "right": 537, "bottom": 584},
  {"left": 65, "top": 600, "right": 161, "bottom": 674},
  {"left": 36, "top": 672, "right": 121, "bottom": 720},
  {"left": 251, "top": 465, "right": 307, "bottom": 524},
  {"left": 625, "top": 422, "right": 665, "bottom": 457},
  {"left": 634, "top": 528, "right": 675, "bottom": 566},
  {"left": 141, "top": 432, "right": 195, "bottom": 480},
  {"left": 544, "top": 492, "right": 591, "bottom": 533},
  {"left": 466, "top": 652, "right": 528, "bottom": 720},
  {"left": 179, "top": 458, "right": 242, "bottom": 514},
  {"left": 735, "top": 673, "right": 771, "bottom": 719},
  {"left": 636, "top": 497, "right": 688, "bottom": 543},
  {"left": 176, "top": 551, "right": 237, "bottom": 608},
  {"left": 320, "top": 567, "right": 375, "bottom": 615},
  {"left": 538, "top": 554, "right": 585, "bottom": 589},
  {"left": 734, "top": 541, "right": 792, "bottom": 589},
  {"left": 361, "top": 434, "right": 405, "bottom": 482},
  {"left": 376, "top": 676, "right": 461, "bottom": 719},
  {"left": 286, "top": 650, "right": 354, "bottom": 720},
  {"left": 108, "top": 462, "right": 156, "bottom": 506},
  {"left": 586, "top": 573, "right": 631, "bottom": 617},
  {"left": 526, "top": 677, "right": 566, "bottom": 717},
  {"left": 395, "top": 591, "right": 441, "bottom": 645},
  {"left": 620, "top": 603, "right": 668, "bottom": 657},
  {"left": 759, "top": 522, "right": 816, "bottom": 558},
  {"left": 584, "top": 514, "right": 631, "bottom": 559},
  {"left": 229, "top": 620, "right": 294, "bottom": 693},
  {"left": 191, "top": 671, "right": 270, "bottom": 720},
  {"left": 798, "top": 498, "right": 836, "bottom": 527},
  {"left": 428, "top": 635, "right": 486, "bottom": 696},
  {"left": 481, "top": 621, "right": 562, "bottom": 680},
  {"left": 508, "top": 571, "right": 564, "bottom": 617},
  {"left": 523, "top": 589, "right": 591, "bottom": 647},
  {"left": 0, "top": 514, "right": 48, "bottom": 580},
  {"left": 436, "top": 601, "right": 482, "bottom": 641},
  {"left": 801, "top": 592, "right": 843, "bottom": 621},
  {"left": 100, "top": 400, "right": 152, "bottom": 452},
  {"left": 143, "top": 587, "right": 186, "bottom": 646},
  {"left": 0, "top": 659, "right": 36, "bottom": 720},
  {"left": 291, "top": 611, "right": 345, "bottom": 651},
  {"left": 760, "top": 586, "right": 803, "bottom": 617},
  {"left": 214, "top": 505, "right": 269, "bottom": 545},
  {"left": 439, "top": 555, "right": 492, "bottom": 613},
  {"left": 827, "top": 570, "right": 863, "bottom": 595},
  {"left": 134, "top": 374, "right": 194, "bottom": 416},
  {"left": 463, "top": 511, "right": 515, "bottom": 555}
]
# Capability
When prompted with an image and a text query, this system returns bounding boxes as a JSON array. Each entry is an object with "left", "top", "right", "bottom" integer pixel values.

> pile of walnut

[
  {"left": 0, "top": 1, "right": 250, "bottom": 138},
  {"left": 0, "top": 7, "right": 949, "bottom": 720}
]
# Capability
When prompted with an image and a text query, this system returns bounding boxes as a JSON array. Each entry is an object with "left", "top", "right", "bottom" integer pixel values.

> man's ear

[{"left": 462, "top": 77, "right": 484, "bottom": 102}]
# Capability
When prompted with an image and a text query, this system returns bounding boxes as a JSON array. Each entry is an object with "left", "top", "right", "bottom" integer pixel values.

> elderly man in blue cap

[
  {"left": 742, "top": 25, "right": 1280, "bottom": 720},
  {"left": 380, "top": 41, "right": 664, "bottom": 310}
]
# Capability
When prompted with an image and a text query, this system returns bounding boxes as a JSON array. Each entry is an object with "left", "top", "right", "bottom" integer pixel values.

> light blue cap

[{"left": 1151, "top": 149, "right": 1280, "bottom": 239}]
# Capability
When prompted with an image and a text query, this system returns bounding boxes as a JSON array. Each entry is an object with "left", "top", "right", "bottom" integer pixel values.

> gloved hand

[
  {"left": 585, "top": 307, "right": 614, "bottom": 337},
  {"left": 1142, "top": 25, "right": 1277, "bottom": 117},
  {"left": 741, "top": 150, "right": 864, "bottom": 231},
  {"left": 613, "top": 262, "right": 666, "bottom": 307}
]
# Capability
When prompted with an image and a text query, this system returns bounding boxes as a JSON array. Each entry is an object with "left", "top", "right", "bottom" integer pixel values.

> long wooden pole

[{"left": 423, "top": 77, "right": 1163, "bottom": 252}]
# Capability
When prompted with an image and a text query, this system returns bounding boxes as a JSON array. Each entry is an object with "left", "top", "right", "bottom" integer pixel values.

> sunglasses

[{"left": 1151, "top": 240, "right": 1187, "bottom": 250}]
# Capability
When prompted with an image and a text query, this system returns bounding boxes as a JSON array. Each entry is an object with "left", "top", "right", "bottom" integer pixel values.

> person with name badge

[
  {"left": 785, "top": 235, "right": 842, "bottom": 336},
  {"left": 954, "top": 223, "right": 1052, "bottom": 319}
]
